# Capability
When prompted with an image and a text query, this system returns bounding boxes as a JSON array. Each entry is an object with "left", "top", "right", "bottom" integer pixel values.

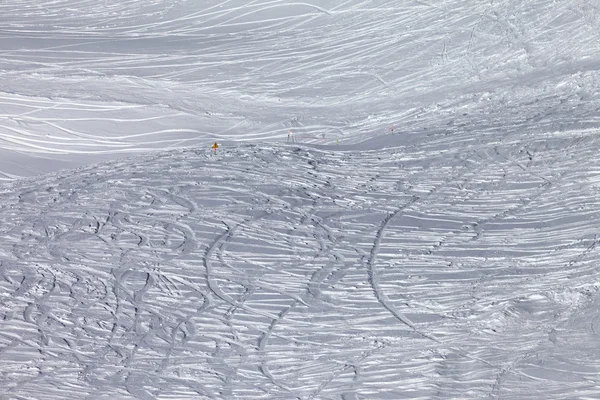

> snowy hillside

[
  {"left": 2, "top": 0, "right": 600, "bottom": 399},
  {"left": 3, "top": 136, "right": 600, "bottom": 399},
  {"left": 2, "top": 0, "right": 600, "bottom": 178}
]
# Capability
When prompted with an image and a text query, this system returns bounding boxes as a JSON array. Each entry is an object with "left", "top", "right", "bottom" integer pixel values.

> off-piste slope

[
  {"left": 1, "top": 129, "right": 600, "bottom": 399},
  {"left": 2, "top": 0, "right": 600, "bottom": 398},
  {"left": 1, "top": 0, "right": 600, "bottom": 178}
]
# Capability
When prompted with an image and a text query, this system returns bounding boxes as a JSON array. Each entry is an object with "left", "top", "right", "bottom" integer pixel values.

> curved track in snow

[
  {"left": 1, "top": 0, "right": 600, "bottom": 179},
  {"left": 2, "top": 0, "right": 600, "bottom": 398},
  {"left": 1, "top": 135, "right": 600, "bottom": 398}
]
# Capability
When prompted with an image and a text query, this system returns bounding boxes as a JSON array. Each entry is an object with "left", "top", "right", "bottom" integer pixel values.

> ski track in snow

[
  {"left": 1, "top": 135, "right": 600, "bottom": 398},
  {"left": 2, "top": 0, "right": 600, "bottom": 399},
  {"left": 1, "top": 0, "right": 600, "bottom": 179}
]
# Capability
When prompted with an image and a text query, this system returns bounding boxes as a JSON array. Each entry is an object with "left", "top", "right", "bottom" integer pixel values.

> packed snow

[{"left": 2, "top": 0, "right": 600, "bottom": 399}]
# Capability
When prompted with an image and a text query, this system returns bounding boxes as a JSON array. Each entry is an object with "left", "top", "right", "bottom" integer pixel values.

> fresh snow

[{"left": 2, "top": 1, "right": 600, "bottom": 399}]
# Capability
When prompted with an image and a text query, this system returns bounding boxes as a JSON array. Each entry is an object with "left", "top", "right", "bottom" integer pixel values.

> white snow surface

[{"left": 2, "top": 0, "right": 600, "bottom": 399}]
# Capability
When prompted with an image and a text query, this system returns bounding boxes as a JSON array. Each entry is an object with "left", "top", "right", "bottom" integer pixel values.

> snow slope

[
  {"left": 1, "top": 0, "right": 600, "bottom": 178},
  {"left": 3, "top": 135, "right": 600, "bottom": 399},
  {"left": 2, "top": 0, "right": 600, "bottom": 399}
]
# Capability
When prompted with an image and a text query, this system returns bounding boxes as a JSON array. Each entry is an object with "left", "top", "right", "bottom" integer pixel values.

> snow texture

[{"left": 1, "top": 1, "right": 600, "bottom": 399}]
